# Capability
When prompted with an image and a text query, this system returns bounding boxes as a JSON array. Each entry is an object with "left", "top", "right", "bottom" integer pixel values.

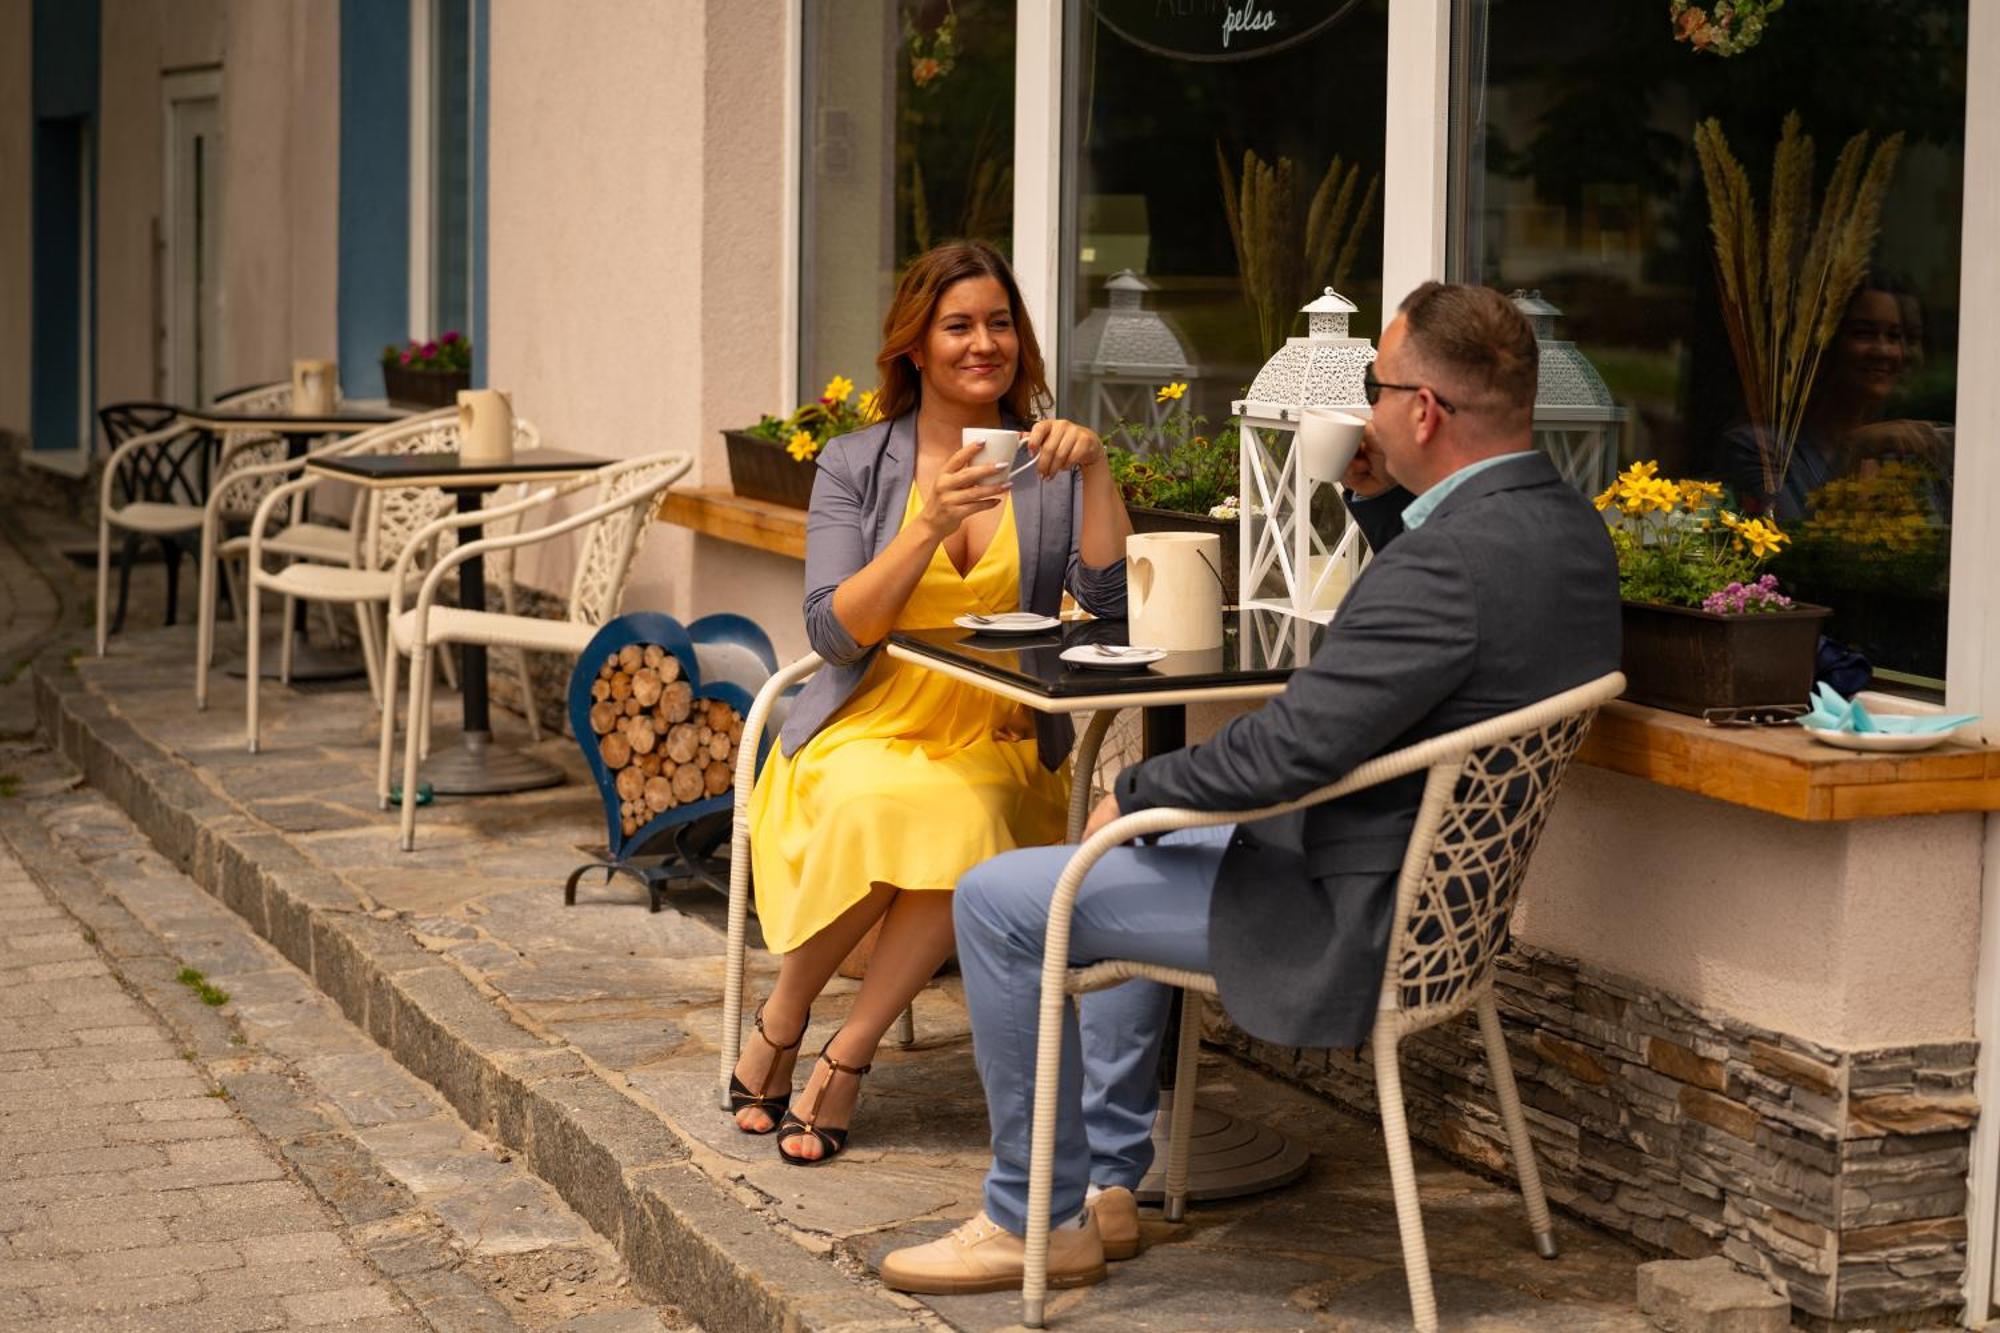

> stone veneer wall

[{"left": 1214, "top": 943, "right": 1976, "bottom": 1327}]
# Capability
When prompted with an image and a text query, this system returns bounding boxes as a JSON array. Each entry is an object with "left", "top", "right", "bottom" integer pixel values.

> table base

[
  {"left": 222, "top": 632, "right": 368, "bottom": 683},
  {"left": 1134, "top": 1100, "right": 1310, "bottom": 1205},
  {"left": 420, "top": 730, "right": 566, "bottom": 795}
]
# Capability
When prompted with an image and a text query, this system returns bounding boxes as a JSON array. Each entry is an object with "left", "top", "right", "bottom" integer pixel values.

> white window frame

[
  {"left": 407, "top": 0, "right": 477, "bottom": 339},
  {"left": 779, "top": 0, "right": 803, "bottom": 411}
]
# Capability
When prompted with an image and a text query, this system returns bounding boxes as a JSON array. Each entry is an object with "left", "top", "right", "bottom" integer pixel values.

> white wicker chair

[
  {"left": 1018, "top": 672, "right": 1626, "bottom": 1331},
  {"left": 376, "top": 450, "right": 693, "bottom": 850},
  {"left": 716, "top": 659, "right": 1123, "bottom": 1108},
  {"left": 192, "top": 408, "right": 461, "bottom": 709}
]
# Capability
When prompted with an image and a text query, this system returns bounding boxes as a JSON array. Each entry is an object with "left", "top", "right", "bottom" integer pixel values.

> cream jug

[
  {"left": 457, "top": 389, "right": 515, "bottom": 467},
  {"left": 1126, "top": 531, "right": 1224, "bottom": 651},
  {"left": 290, "top": 359, "right": 336, "bottom": 416}
]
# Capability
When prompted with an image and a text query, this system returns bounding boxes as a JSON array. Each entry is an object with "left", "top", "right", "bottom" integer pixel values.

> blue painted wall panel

[
  {"left": 30, "top": 0, "right": 99, "bottom": 452},
  {"left": 338, "top": 0, "right": 412, "bottom": 401}
]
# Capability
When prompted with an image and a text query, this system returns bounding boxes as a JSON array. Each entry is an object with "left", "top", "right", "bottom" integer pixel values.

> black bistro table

[
  {"left": 307, "top": 447, "right": 611, "bottom": 795},
  {"left": 887, "top": 607, "right": 1329, "bottom": 1204},
  {"left": 183, "top": 403, "right": 408, "bottom": 682}
]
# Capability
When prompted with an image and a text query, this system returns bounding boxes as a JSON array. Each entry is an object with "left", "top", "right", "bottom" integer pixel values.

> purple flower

[
  {"left": 421, "top": 341, "right": 439, "bottom": 359},
  {"left": 441, "top": 331, "right": 461, "bottom": 345}
]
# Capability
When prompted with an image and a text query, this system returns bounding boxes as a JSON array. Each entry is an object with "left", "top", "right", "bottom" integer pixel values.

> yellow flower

[
  {"left": 1738, "top": 518, "right": 1788, "bottom": 559},
  {"left": 822, "top": 374, "right": 855, "bottom": 404},
  {"left": 1592, "top": 483, "right": 1618, "bottom": 512},
  {"left": 1622, "top": 459, "right": 1660, "bottom": 482},
  {"left": 1155, "top": 381, "right": 1188, "bottom": 403},
  {"left": 786, "top": 429, "right": 818, "bottom": 462},
  {"left": 1627, "top": 477, "right": 1679, "bottom": 513},
  {"left": 1678, "top": 479, "right": 1723, "bottom": 510},
  {"left": 857, "top": 389, "right": 881, "bottom": 423}
]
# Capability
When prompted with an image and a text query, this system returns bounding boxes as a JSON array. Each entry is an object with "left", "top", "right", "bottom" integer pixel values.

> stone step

[{"left": 0, "top": 755, "right": 693, "bottom": 1332}]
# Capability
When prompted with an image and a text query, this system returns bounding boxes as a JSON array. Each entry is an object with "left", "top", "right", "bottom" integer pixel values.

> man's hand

[
  {"left": 1083, "top": 791, "right": 1122, "bottom": 841},
  {"left": 1343, "top": 423, "right": 1397, "bottom": 498}
]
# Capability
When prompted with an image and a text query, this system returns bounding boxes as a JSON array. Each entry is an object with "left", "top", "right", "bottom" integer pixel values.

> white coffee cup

[
  {"left": 962, "top": 427, "right": 1023, "bottom": 472},
  {"left": 1297, "top": 408, "right": 1367, "bottom": 487}
]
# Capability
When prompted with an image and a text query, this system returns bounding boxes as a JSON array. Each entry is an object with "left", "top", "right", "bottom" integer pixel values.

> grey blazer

[
  {"left": 1115, "top": 451, "right": 1620, "bottom": 1048},
  {"left": 778, "top": 412, "right": 1128, "bottom": 770}
]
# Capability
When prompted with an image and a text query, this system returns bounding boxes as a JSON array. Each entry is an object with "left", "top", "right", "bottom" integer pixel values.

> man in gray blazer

[{"left": 880, "top": 282, "right": 1621, "bottom": 1294}]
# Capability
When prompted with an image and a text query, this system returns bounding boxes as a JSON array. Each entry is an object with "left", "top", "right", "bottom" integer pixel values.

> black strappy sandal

[
  {"left": 776, "top": 1035, "right": 872, "bottom": 1166},
  {"left": 727, "top": 1002, "right": 809, "bottom": 1135}
]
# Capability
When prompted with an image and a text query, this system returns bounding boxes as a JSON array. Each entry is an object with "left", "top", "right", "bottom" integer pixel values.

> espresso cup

[{"left": 962, "top": 427, "right": 1023, "bottom": 472}]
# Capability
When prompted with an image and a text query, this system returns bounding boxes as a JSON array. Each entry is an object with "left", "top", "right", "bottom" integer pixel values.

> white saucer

[
  {"left": 955, "top": 613, "right": 1061, "bottom": 635},
  {"left": 1801, "top": 725, "right": 1962, "bottom": 753},
  {"left": 1060, "top": 644, "right": 1167, "bottom": 670}
]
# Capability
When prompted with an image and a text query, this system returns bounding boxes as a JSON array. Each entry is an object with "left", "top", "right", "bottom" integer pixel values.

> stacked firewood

[{"left": 588, "top": 644, "right": 743, "bottom": 838}]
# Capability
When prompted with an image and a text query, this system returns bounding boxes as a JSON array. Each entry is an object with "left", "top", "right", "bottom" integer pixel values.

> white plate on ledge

[
  {"left": 1800, "top": 725, "right": 1965, "bottom": 753},
  {"left": 1060, "top": 644, "right": 1167, "bottom": 670},
  {"left": 955, "top": 612, "right": 1061, "bottom": 635}
]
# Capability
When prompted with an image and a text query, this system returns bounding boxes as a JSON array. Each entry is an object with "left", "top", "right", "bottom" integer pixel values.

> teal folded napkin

[{"left": 1798, "top": 682, "right": 1979, "bottom": 735}]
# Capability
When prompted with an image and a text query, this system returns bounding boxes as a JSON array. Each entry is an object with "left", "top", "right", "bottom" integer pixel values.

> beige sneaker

[
  {"left": 1088, "top": 1186, "right": 1140, "bottom": 1261},
  {"left": 878, "top": 1210, "right": 1108, "bottom": 1295}
]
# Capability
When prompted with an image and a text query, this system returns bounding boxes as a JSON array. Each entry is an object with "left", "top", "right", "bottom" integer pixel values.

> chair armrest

[
  {"left": 99, "top": 420, "right": 198, "bottom": 515},
  {"left": 387, "top": 482, "right": 570, "bottom": 627},
  {"left": 204, "top": 451, "right": 314, "bottom": 523},
  {"left": 245, "top": 475, "right": 324, "bottom": 567}
]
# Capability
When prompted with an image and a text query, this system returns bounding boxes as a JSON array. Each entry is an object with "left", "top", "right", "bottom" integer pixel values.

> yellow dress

[{"left": 746, "top": 483, "right": 1070, "bottom": 954}]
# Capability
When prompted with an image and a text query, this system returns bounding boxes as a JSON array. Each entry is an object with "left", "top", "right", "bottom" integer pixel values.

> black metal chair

[{"left": 96, "top": 402, "right": 209, "bottom": 636}]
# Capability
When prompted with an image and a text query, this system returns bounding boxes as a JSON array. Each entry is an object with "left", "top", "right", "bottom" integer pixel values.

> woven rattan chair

[
  {"left": 716, "top": 663, "right": 1123, "bottom": 1108},
  {"left": 376, "top": 450, "right": 693, "bottom": 850},
  {"left": 1018, "top": 671, "right": 1625, "bottom": 1330}
]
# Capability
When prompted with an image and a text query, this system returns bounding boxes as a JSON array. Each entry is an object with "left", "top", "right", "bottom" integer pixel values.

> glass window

[
  {"left": 1450, "top": 1, "right": 1967, "bottom": 685},
  {"left": 427, "top": 0, "right": 474, "bottom": 339},
  {"left": 799, "top": 0, "right": 1017, "bottom": 399},
  {"left": 1057, "top": 2, "right": 1388, "bottom": 437}
]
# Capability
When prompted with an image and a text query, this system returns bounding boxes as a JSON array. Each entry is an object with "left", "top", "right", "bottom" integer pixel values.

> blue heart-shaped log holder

[{"left": 565, "top": 611, "right": 778, "bottom": 909}]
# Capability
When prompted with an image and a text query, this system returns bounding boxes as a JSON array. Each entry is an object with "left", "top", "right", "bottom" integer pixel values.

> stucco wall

[
  {"left": 1517, "top": 765, "right": 1982, "bottom": 1050},
  {"left": 487, "top": 0, "right": 793, "bottom": 652},
  {"left": 0, "top": 1, "right": 30, "bottom": 436}
]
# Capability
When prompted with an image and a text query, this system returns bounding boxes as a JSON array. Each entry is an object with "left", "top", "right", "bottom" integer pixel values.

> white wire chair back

[
  {"left": 349, "top": 414, "right": 465, "bottom": 572},
  {"left": 564, "top": 452, "right": 683, "bottom": 625},
  {"left": 1382, "top": 702, "right": 1603, "bottom": 1037}
]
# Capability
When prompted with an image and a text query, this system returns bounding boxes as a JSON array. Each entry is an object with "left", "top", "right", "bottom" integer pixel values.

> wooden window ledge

[
  {"left": 658, "top": 487, "right": 806, "bottom": 560},
  {"left": 1578, "top": 699, "right": 2000, "bottom": 821}
]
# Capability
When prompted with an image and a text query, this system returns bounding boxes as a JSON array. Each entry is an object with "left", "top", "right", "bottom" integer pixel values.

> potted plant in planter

[
  {"left": 380, "top": 332, "right": 473, "bottom": 409},
  {"left": 1597, "top": 460, "right": 1828, "bottom": 715},
  {"left": 1105, "top": 384, "right": 1243, "bottom": 589},
  {"left": 725, "top": 375, "right": 881, "bottom": 509}
]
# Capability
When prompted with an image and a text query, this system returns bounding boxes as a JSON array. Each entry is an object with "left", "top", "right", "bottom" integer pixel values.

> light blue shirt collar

[{"left": 1400, "top": 451, "right": 1537, "bottom": 530}]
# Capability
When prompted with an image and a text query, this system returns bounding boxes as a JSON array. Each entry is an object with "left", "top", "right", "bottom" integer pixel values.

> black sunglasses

[
  {"left": 1701, "top": 704, "right": 1808, "bottom": 728},
  {"left": 1364, "top": 367, "right": 1457, "bottom": 415}
]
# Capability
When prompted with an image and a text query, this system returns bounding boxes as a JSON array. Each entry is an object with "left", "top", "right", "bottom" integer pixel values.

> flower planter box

[
  {"left": 1127, "top": 506, "right": 1239, "bottom": 593},
  {"left": 382, "top": 364, "right": 470, "bottom": 411},
  {"left": 1619, "top": 599, "right": 1830, "bottom": 716},
  {"left": 724, "top": 429, "right": 817, "bottom": 509}
]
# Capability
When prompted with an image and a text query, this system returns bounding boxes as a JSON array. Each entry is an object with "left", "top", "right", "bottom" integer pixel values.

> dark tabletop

[
  {"left": 194, "top": 406, "right": 405, "bottom": 428},
  {"left": 310, "top": 448, "right": 613, "bottom": 485},
  {"left": 889, "top": 609, "right": 1328, "bottom": 701}
]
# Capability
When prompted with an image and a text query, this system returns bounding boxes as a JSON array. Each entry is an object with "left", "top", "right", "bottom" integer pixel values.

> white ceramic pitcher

[
  {"left": 1126, "top": 531, "right": 1224, "bottom": 651},
  {"left": 457, "top": 389, "right": 515, "bottom": 467},
  {"left": 290, "top": 359, "right": 336, "bottom": 416}
]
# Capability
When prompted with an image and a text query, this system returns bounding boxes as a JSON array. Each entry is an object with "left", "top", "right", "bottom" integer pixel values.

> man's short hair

[{"left": 1397, "top": 282, "right": 1539, "bottom": 418}]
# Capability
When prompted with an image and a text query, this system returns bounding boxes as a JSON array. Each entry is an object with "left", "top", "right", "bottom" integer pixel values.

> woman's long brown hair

[{"left": 874, "top": 240, "right": 1049, "bottom": 423}]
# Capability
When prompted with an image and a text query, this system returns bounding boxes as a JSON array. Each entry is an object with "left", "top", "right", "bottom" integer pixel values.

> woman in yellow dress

[{"left": 731, "top": 241, "right": 1133, "bottom": 1164}]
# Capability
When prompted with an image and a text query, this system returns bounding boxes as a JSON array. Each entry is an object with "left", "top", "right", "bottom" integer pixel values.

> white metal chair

[
  {"left": 193, "top": 407, "right": 460, "bottom": 709},
  {"left": 716, "top": 659, "right": 1122, "bottom": 1108},
  {"left": 1018, "top": 671, "right": 1626, "bottom": 1330},
  {"left": 377, "top": 450, "right": 694, "bottom": 850}
]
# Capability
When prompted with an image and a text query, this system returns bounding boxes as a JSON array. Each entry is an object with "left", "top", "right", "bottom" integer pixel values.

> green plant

[
  {"left": 1671, "top": 1, "right": 1784, "bottom": 56},
  {"left": 175, "top": 966, "right": 230, "bottom": 1007},
  {"left": 743, "top": 375, "right": 883, "bottom": 463},
  {"left": 380, "top": 331, "right": 472, "bottom": 374},
  {"left": 1596, "top": 460, "right": 1794, "bottom": 610},
  {"left": 0, "top": 775, "right": 18, "bottom": 799},
  {"left": 1216, "top": 146, "right": 1380, "bottom": 359},
  {"left": 1103, "top": 385, "right": 1239, "bottom": 518}
]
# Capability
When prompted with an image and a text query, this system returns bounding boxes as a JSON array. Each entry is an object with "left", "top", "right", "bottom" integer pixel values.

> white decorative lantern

[
  {"left": 1511, "top": 290, "right": 1628, "bottom": 496},
  {"left": 1071, "top": 270, "right": 1198, "bottom": 436},
  {"left": 1233, "top": 288, "right": 1376, "bottom": 622}
]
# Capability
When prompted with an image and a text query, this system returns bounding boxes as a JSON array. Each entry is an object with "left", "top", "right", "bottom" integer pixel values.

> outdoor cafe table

[
  {"left": 887, "top": 607, "right": 1328, "bottom": 1202},
  {"left": 182, "top": 403, "right": 408, "bottom": 682},
  {"left": 307, "top": 448, "right": 611, "bottom": 795}
]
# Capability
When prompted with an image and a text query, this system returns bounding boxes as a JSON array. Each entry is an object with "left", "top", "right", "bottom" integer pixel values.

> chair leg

[
  {"left": 245, "top": 577, "right": 263, "bottom": 753},
  {"left": 95, "top": 521, "right": 112, "bottom": 656},
  {"left": 160, "top": 536, "right": 183, "bottom": 627},
  {"left": 221, "top": 556, "right": 246, "bottom": 633},
  {"left": 195, "top": 527, "right": 216, "bottom": 708},
  {"left": 112, "top": 532, "right": 139, "bottom": 637},
  {"left": 399, "top": 646, "right": 432, "bottom": 852},
  {"left": 895, "top": 1006, "right": 916, "bottom": 1049},
  {"left": 1476, "top": 993, "right": 1558, "bottom": 1259},
  {"left": 1021, "top": 979, "right": 1074, "bottom": 1330},
  {"left": 317, "top": 598, "right": 341, "bottom": 645},
  {"left": 1162, "top": 990, "right": 1203, "bottom": 1224},
  {"left": 1372, "top": 1022, "right": 1439, "bottom": 1333},
  {"left": 376, "top": 630, "right": 404, "bottom": 811},
  {"left": 417, "top": 652, "right": 437, "bottom": 759},
  {"left": 353, "top": 605, "right": 383, "bottom": 712},
  {"left": 511, "top": 647, "right": 542, "bottom": 743},
  {"left": 719, "top": 809, "right": 753, "bottom": 1111},
  {"left": 439, "top": 641, "right": 460, "bottom": 693},
  {"left": 279, "top": 597, "right": 298, "bottom": 685}
]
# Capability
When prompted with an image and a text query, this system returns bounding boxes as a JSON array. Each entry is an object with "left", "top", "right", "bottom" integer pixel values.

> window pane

[
  {"left": 1450, "top": 2, "right": 1966, "bottom": 684},
  {"left": 800, "top": 0, "right": 1016, "bottom": 400},
  {"left": 432, "top": 0, "right": 472, "bottom": 338},
  {"left": 1059, "top": 2, "right": 1388, "bottom": 439}
]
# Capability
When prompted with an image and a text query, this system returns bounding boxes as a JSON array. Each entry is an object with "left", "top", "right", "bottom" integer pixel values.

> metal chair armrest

[
  {"left": 99, "top": 419, "right": 198, "bottom": 514},
  {"left": 245, "top": 475, "right": 324, "bottom": 569}
]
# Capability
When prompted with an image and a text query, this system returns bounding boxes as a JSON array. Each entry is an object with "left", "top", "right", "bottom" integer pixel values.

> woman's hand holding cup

[
  {"left": 1024, "top": 418, "right": 1104, "bottom": 478},
  {"left": 921, "top": 443, "right": 1009, "bottom": 540}
]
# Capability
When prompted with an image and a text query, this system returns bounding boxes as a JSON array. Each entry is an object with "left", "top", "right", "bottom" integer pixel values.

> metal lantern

[
  {"left": 1511, "top": 290, "right": 1628, "bottom": 496},
  {"left": 1071, "top": 270, "right": 1198, "bottom": 436},
  {"left": 1233, "top": 288, "right": 1376, "bottom": 622}
]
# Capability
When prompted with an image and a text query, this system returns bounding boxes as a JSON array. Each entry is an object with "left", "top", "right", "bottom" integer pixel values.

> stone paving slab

[{"left": 27, "top": 600, "right": 1665, "bottom": 1331}]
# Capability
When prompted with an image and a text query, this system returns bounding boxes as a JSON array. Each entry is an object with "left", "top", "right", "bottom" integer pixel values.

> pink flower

[
  {"left": 422, "top": 341, "right": 439, "bottom": 359},
  {"left": 399, "top": 351, "right": 413, "bottom": 366},
  {"left": 441, "top": 331, "right": 462, "bottom": 345}
]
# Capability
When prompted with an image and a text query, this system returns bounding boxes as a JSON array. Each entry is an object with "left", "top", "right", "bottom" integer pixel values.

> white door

[{"left": 163, "top": 70, "right": 223, "bottom": 406}]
